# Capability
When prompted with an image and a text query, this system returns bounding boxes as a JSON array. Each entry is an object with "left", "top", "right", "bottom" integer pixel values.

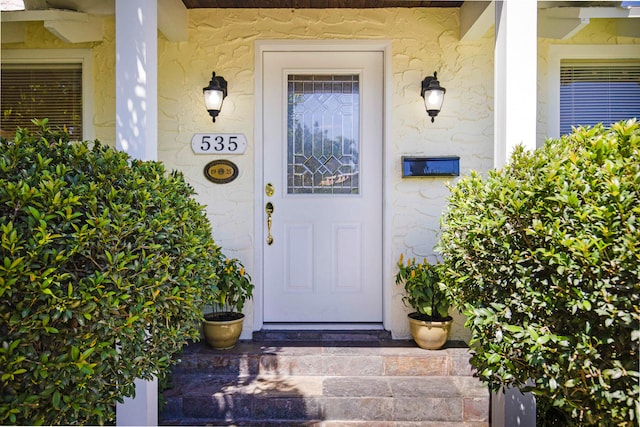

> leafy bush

[
  {"left": 0, "top": 121, "right": 219, "bottom": 425},
  {"left": 438, "top": 120, "right": 639, "bottom": 426},
  {"left": 395, "top": 255, "right": 450, "bottom": 321}
]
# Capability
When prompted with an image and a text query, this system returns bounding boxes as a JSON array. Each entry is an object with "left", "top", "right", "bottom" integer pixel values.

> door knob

[{"left": 265, "top": 202, "right": 274, "bottom": 245}]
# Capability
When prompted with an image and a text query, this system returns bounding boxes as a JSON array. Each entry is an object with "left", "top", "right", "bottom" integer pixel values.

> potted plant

[
  {"left": 395, "top": 254, "right": 453, "bottom": 349},
  {"left": 202, "top": 252, "right": 254, "bottom": 349}
]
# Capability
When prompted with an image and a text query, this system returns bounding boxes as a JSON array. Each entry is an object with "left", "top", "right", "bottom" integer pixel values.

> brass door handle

[{"left": 265, "top": 202, "right": 274, "bottom": 245}]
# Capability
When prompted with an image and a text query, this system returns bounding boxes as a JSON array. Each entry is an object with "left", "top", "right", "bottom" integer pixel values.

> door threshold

[
  {"left": 261, "top": 322, "right": 384, "bottom": 331},
  {"left": 253, "top": 327, "right": 393, "bottom": 343}
]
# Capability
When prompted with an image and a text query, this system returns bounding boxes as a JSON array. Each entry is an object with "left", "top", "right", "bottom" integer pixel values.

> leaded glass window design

[{"left": 287, "top": 74, "right": 360, "bottom": 194}]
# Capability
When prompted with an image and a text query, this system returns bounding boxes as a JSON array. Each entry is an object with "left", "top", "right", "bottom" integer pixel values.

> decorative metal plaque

[{"left": 204, "top": 159, "right": 239, "bottom": 184}]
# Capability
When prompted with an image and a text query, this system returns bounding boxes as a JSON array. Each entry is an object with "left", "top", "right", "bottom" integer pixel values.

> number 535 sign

[{"left": 191, "top": 133, "right": 247, "bottom": 154}]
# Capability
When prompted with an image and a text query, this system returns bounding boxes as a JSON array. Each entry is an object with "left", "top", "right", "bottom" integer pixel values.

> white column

[
  {"left": 115, "top": 0, "right": 158, "bottom": 162},
  {"left": 494, "top": 0, "right": 537, "bottom": 169},
  {"left": 116, "top": 378, "right": 158, "bottom": 426},
  {"left": 492, "top": 1, "right": 538, "bottom": 425},
  {"left": 492, "top": 385, "right": 537, "bottom": 427},
  {"left": 115, "top": 0, "right": 158, "bottom": 425}
]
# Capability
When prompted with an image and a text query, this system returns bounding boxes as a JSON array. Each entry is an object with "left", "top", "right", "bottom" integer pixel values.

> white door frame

[{"left": 253, "top": 39, "right": 393, "bottom": 332}]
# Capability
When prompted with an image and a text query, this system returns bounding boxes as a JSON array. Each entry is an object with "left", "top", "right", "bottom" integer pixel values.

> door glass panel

[{"left": 287, "top": 74, "right": 360, "bottom": 194}]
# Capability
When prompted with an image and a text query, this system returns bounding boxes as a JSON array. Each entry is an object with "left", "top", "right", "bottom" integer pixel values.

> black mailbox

[{"left": 402, "top": 156, "right": 460, "bottom": 177}]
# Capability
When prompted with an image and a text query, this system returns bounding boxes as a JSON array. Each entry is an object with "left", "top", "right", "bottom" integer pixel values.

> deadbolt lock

[{"left": 265, "top": 183, "right": 274, "bottom": 197}]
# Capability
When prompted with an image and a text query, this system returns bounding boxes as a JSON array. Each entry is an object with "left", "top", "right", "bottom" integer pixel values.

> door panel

[
  {"left": 284, "top": 223, "right": 314, "bottom": 292},
  {"left": 332, "top": 223, "right": 362, "bottom": 292},
  {"left": 263, "top": 50, "right": 383, "bottom": 323}
]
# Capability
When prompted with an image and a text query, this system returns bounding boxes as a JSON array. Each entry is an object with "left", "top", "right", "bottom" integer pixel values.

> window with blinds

[
  {"left": 560, "top": 61, "right": 640, "bottom": 136},
  {"left": 1, "top": 63, "right": 83, "bottom": 139}
]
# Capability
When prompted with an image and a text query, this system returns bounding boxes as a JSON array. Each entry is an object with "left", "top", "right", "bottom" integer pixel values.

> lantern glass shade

[
  {"left": 204, "top": 89, "right": 225, "bottom": 111},
  {"left": 424, "top": 88, "right": 445, "bottom": 112}
]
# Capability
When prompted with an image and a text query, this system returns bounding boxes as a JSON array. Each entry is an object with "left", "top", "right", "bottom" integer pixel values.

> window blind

[
  {"left": 1, "top": 63, "right": 83, "bottom": 139},
  {"left": 560, "top": 61, "right": 640, "bottom": 136}
]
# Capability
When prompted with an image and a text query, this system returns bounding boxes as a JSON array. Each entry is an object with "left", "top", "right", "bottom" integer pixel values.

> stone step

[
  {"left": 159, "top": 336, "right": 490, "bottom": 426},
  {"left": 170, "top": 340, "right": 477, "bottom": 377},
  {"left": 161, "top": 374, "right": 488, "bottom": 425}
]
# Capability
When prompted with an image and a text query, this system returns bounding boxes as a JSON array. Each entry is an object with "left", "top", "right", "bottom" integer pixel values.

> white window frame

[
  {"left": 548, "top": 44, "right": 640, "bottom": 139},
  {"left": 2, "top": 49, "right": 94, "bottom": 140}
]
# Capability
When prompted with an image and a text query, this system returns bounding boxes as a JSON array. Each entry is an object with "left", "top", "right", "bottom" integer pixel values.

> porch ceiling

[
  {"left": 180, "top": 0, "right": 464, "bottom": 7},
  {"left": 5, "top": 0, "right": 637, "bottom": 43}
]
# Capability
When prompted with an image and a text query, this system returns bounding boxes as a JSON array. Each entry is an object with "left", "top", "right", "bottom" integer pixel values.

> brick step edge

[
  {"left": 163, "top": 375, "right": 488, "bottom": 399},
  {"left": 160, "top": 394, "right": 489, "bottom": 425},
  {"left": 160, "top": 376, "right": 489, "bottom": 424},
  {"left": 160, "top": 418, "right": 489, "bottom": 427},
  {"left": 170, "top": 349, "right": 477, "bottom": 377}
]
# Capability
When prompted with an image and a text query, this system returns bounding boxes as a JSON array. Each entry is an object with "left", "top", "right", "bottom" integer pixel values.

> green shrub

[
  {"left": 438, "top": 120, "right": 640, "bottom": 426},
  {"left": 0, "top": 120, "right": 219, "bottom": 425}
]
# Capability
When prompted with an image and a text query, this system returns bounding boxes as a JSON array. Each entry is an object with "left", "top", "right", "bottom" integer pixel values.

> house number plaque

[
  {"left": 191, "top": 133, "right": 247, "bottom": 154},
  {"left": 204, "top": 159, "right": 239, "bottom": 184}
]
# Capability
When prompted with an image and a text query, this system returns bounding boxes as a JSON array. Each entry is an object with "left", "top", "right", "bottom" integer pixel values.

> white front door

[{"left": 262, "top": 49, "right": 383, "bottom": 324}]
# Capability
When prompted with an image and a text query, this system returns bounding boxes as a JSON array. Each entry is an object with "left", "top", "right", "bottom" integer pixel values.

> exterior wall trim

[{"left": 253, "top": 39, "right": 393, "bottom": 332}]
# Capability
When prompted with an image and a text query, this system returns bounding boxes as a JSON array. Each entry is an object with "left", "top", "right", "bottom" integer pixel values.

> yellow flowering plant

[
  {"left": 207, "top": 252, "right": 254, "bottom": 320},
  {"left": 395, "top": 254, "right": 451, "bottom": 321}
]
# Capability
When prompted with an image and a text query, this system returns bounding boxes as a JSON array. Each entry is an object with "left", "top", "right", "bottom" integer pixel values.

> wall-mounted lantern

[
  {"left": 203, "top": 72, "right": 227, "bottom": 123},
  {"left": 421, "top": 71, "right": 446, "bottom": 123}
]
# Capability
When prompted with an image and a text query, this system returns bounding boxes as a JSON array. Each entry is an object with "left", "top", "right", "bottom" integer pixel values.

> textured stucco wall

[
  {"left": 3, "top": 10, "right": 637, "bottom": 341},
  {"left": 159, "top": 8, "right": 494, "bottom": 341},
  {"left": 92, "top": 18, "right": 116, "bottom": 145}
]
